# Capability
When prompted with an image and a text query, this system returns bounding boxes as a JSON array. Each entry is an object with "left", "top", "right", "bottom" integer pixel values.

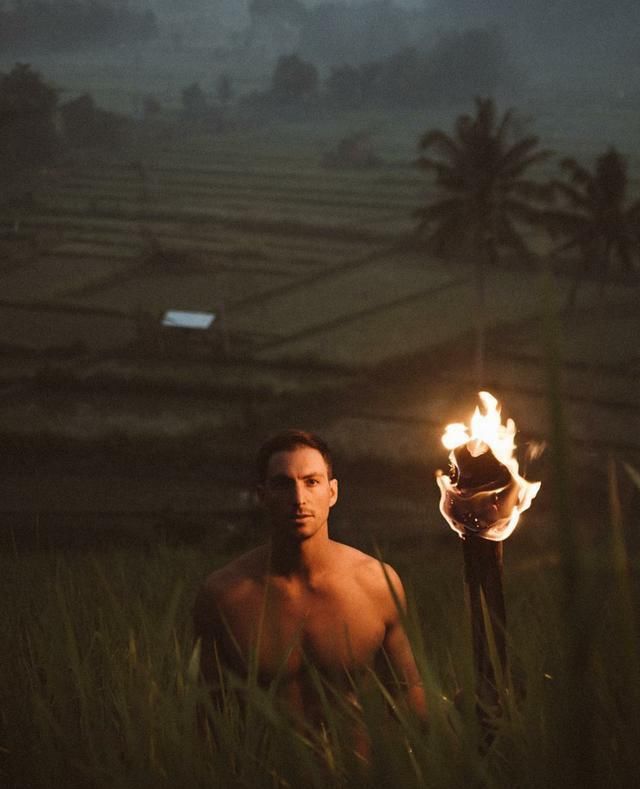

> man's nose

[{"left": 293, "top": 482, "right": 307, "bottom": 505}]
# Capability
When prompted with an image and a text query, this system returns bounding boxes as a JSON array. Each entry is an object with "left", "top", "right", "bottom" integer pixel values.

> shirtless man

[{"left": 193, "top": 429, "right": 426, "bottom": 744}]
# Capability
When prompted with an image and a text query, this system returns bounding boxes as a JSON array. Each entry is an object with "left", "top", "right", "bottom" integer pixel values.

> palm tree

[
  {"left": 415, "top": 97, "right": 550, "bottom": 385},
  {"left": 546, "top": 147, "right": 640, "bottom": 309}
]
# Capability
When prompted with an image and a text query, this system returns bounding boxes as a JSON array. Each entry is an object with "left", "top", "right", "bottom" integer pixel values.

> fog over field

[{"left": 3, "top": 0, "right": 640, "bottom": 94}]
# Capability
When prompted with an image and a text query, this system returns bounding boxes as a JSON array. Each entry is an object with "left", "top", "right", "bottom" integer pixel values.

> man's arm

[{"left": 380, "top": 564, "right": 428, "bottom": 722}]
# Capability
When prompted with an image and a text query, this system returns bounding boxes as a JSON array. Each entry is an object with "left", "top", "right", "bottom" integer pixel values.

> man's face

[{"left": 259, "top": 446, "right": 338, "bottom": 540}]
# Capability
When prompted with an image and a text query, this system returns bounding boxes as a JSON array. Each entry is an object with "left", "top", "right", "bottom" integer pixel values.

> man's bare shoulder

[
  {"left": 330, "top": 541, "right": 405, "bottom": 605},
  {"left": 195, "top": 545, "right": 268, "bottom": 613}
]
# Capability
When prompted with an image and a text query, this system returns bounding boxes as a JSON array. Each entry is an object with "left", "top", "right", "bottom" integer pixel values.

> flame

[{"left": 436, "top": 391, "right": 541, "bottom": 541}]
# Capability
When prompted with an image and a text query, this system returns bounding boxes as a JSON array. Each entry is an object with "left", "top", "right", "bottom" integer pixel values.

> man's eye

[{"left": 306, "top": 479, "right": 319, "bottom": 486}]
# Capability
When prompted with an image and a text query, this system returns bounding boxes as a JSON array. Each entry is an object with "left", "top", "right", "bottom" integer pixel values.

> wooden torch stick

[{"left": 462, "top": 535, "right": 507, "bottom": 717}]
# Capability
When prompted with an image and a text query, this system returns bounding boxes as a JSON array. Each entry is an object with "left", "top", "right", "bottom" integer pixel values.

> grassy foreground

[{"left": 1, "top": 474, "right": 638, "bottom": 789}]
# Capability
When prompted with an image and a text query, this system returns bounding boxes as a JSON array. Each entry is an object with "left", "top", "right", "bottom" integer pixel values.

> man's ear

[{"left": 329, "top": 478, "right": 338, "bottom": 507}]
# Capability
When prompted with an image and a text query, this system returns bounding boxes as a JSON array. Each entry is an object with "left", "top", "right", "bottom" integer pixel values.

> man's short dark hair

[{"left": 256, "top": 429, "right": 334, "bottom": 482}]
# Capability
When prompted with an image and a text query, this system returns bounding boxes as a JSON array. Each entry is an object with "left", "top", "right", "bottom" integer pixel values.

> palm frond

[
  {"left": 559, "top": 157, "right": 593, "bottom": 188},
  {"left": 494, "top": 214, "right": 530, "bottom": 256},
  {"left": 550, "top": 179, "right": 590, "bottom": 210},
  {"left": 426, "top": 212, "right": 471, "bottom": 256},
  {"left": 503, "top": 197, "right": 548, "bottom": 226},
  {"left": 474, "top": 96, "right": 496, "bottom": 140},
  {"left": 542, "top": 208, "right": 590, "bottom": 239},
  {"left": 509, "top": 179, "right": 554, "bottom": 203},
  {"left": 495, "top": 106, "right": 515, "bottom": 147},
  {"left": 434, "top": 168, "right": 468, "bottom": 190},
  {"left": 454, "top": 113, "right": 474, "bottom": 145},
  {"left": 418, "top": 130, "right": 460, "bottom": 160},
  {"left": 413, "top": 196, "right": 465, "bottom": 223},
  {"left": 500, "top": 144, "right": 551, "bottom": 178},
  {"left": 595, "top": 147, "right": 627, "bottom": 205},
  {"left": 415, "top": 155, "right": 441, "bottom": 173}
]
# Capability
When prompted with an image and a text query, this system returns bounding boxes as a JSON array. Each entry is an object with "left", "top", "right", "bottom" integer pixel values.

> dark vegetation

[
  {"left": 546, "top": 147, "right": 640, "bottom": 307},
  {"left": 412, "top": 99, "right": 640, "bottom": 365},
  {"left": 0, "top": 64, "right": 131, "bottom": 181},
  {"left": 0, "top": 63, "right": 132, "bottom": 232},
  {"left": 180, "top": 82, "right": 226, "bottom": 131},
  {"left": 0, "top": 63, "right": 58, "bottom": 179},
  {"left": 59, "top": 93, "right": 130, "bottom": 150},
  {"left": 0, "top": 0, "right": 158, "bottom": 54},
  {"left": 240, "top": 27, "right": 518, "bottom": 115}
]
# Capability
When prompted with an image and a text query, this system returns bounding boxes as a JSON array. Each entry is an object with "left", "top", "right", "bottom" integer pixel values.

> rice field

[
  {"left": 1, "top": 122, "right": 423, "bottom": 351},
  {"left": 1, "top": 98, "right": 638, "bottom": 367}
]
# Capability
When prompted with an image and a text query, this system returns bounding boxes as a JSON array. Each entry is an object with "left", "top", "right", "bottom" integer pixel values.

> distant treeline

[
  {"left": 324, "top": 28, "right": 517, "bottom": 108},
  {"left": 1, "top": 63, "right": 132, "bottom": 187},
  {"left": 240, "top": 1, "right": 521, "bottom": 108},
  {"left": 0, "top": 0, "right": 158, "bottom": 53},
  {"left": 238, "top": 27, "right": 519, "bottom": 116}
]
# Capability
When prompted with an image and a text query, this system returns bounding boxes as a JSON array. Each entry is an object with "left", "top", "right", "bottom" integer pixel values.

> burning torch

[{"left": 436, "top": 392, "right": 541, "bottom": 718}]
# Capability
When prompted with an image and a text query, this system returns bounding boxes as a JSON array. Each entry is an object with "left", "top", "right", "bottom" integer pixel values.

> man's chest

[{"left": 220, "top": 583, "right": 387, "bottom": 679}]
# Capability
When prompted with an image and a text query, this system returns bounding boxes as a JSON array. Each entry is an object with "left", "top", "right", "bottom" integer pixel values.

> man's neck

[{"left": 268, "top": 525, "right": 333, "bottom": 584}]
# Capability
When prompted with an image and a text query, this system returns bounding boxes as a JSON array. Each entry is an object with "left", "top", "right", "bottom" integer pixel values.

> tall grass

[{"left": 2, "top": 500, "right": 638, "bottom": 789}]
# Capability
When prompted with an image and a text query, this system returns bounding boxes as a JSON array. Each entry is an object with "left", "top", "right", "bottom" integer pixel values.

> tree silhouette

[
  {"left": 59, "top": 93, "right": 128, "bottom": 150},
  {"left": 271, "top": 54, "right": 318, "bottom": 105},
  {"left": 415, "top": 97, "right": 550, "bottom": 384},
  {"left": 0, "top": 63, "right": 58, "bottom": 176},
  {"left": 1, "top": 64, "right": 59, "bottom": 238},
  {"left": 546, "top": 147, "right": 640, "bottom": 309}
]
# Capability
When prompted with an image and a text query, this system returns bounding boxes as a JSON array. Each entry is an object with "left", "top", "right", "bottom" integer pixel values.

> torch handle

[{"left": 462, "top": 536, "right": 507, "bottom": 712}]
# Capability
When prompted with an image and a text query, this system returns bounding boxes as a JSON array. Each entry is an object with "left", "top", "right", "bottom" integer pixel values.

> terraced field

[
  {"left": 0, "top": 121, "right": 422, "bottom": 352},
  {"left": 0, "top": 109, "right": 638, "bottom": 524}
]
